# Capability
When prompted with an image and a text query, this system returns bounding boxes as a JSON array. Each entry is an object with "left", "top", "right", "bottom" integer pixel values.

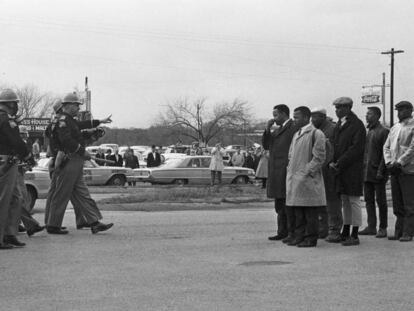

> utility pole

[
  {"left": 381, "top": 48, "right": 404, "bottom": 126},
  {"left": 85, "top": 76, "right": 91, "bottom": 113},
  {"left": 381, "top": 72, "right": 386, "bottom": 124}
]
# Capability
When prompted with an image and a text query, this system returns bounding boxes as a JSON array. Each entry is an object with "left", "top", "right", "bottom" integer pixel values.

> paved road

[{"left": 1, "top": 207, "right": 413, "bottom": 311}]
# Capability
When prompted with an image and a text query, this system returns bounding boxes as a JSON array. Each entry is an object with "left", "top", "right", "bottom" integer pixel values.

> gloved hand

[
  {"left": 387, "top": 162, "right": 402, "bottom": 175},
  {"left": 25, "top": 154, "right": 37, "bottom": 167}
]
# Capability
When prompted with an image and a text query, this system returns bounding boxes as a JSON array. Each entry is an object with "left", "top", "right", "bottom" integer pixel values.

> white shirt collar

[{"left": 282, "top": 119, "right": 291, "bottom": 127}]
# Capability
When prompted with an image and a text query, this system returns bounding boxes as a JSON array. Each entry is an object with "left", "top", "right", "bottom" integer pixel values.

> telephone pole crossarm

[{"left": 381, "top": 48, "right": 404, "bottom": 127}]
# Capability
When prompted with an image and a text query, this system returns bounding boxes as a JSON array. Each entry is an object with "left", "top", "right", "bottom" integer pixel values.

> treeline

[{"left": 95, "top": 122, "right": 266, "bottom": 147}]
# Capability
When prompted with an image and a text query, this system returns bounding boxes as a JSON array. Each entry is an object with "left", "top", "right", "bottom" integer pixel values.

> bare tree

[
  {"left": 158, "top": 98, "right": 251, "bottom": 145},
  {"left": 15, "top": 84, "right": 56, "bottom": 118}
]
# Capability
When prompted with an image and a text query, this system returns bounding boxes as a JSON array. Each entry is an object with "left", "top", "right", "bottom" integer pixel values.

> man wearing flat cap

[
  {"left": 384, "top": 101, "right": 414, "bottom": 242},
  {"left": 311, "top": 107, "right": 341, "bottom": 241},
  {"left": 329, "top": 97, "right": 366, "bottom": 246}
]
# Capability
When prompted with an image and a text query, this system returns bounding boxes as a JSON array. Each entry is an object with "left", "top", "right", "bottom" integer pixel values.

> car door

[
  {"left": 84, "top": 160, "right": 107, "bottom": 185},
  {"left": 200, "top": 157, "right": 212, "bottom": 184},
  {"left": 185, "top": 158, "right": 204, "bottom": 184}
]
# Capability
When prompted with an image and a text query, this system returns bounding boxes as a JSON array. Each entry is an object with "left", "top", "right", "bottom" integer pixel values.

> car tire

[
  {"left": 233, "top": 176, "right": 248, "bottom": 184},
  {"left": 26, "top": 185, "right": 37, "bottom": 212},
  {"left": 173, "top": 179, "right": 187, "bottom": 185},
  {"left": 108, "top": 175, "right": 126, "bottom": 186}
]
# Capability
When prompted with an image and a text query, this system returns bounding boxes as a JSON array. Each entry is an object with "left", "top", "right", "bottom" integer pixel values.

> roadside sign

[
  {"left": 21, "top": 118, "right": 50, "bottom": 132},
  {"left": 361, "top": 86, "right": 381, "bottom": 104}
]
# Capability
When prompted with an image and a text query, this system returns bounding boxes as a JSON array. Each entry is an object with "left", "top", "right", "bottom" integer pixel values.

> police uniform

[
  {"left": 47, "top": 97, "right": 112, "bottom": 234},
  {"left": 0, "top": 110, "right": 31, "bottom": 248},
  {"left": 44, "top": 115, "right": 89, "bottom": 228}
]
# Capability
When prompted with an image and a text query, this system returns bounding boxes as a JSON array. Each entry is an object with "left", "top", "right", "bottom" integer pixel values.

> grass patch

[{"left": 96, "top": 185, "right": 269, "bottom": 204}]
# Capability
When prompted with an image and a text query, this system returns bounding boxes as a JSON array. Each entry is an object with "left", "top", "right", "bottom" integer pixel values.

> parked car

[
  {"left": 25, "top": 158, "right": 133, "bottom": 211},
  {"left": 86, "top": 146, "right": 114, "bottom": 157},
  {"left": 128, "top": 155, "right": 255, "bottom": 185},
  {"left": 24, "top": 167, "right": 50, "bottom": 211}
]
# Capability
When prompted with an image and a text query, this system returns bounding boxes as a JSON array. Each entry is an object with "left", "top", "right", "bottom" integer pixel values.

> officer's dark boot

[
  {"left": 91, "top": 222, "right": 114, "bottom": 234},
  {"left": 4, "top": 235, "right": 26, "bottom": 247},
  {"left": 47, "top": 226, "right": 69, "bottom": 235}
]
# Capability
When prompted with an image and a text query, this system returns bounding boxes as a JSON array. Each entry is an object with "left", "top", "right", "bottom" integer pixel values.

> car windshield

[{"left": 158, "top": 158, "right": 184, "bottom": 168}]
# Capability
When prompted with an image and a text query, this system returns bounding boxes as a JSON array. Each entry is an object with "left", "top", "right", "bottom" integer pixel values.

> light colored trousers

[
  {"left": 340, "top": 195, "right": 362, "bottom": 226},
  {"left": 47, "top": 154, "right": 102, "bottom": 228},
  {"left": 16, "top": 171, "right": 40, "bottom": 231},
  {"left": 45, "top": 162, "right": 88, "bottom": 227}
]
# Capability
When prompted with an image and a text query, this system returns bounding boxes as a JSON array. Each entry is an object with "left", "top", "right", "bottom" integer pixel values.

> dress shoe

[
  {"left": 287, "top": 238, "right": 303, "bottom": 246},
  {"left": 318, "top": 232, "right": 328, "bottom": 239},
  {"left": 47, "top": 226, "right": 69, "bottom": 234},
  {"left": 76, "top": 223, "right": 91, "bottom": 230},
  {"left": 0, "top": 243, "right": 13, "bottom": 250},
  {"left": 376, "top": 228, "right": 387, "bottom": 238},
  {"left": 341, "top": 236, "right": 360, "bottom": 246},
  {"left": 282, "top": 236, "right": 294, "bottom": 244},
  {"left": 27, "top": 225, "right": 45, "bottom": 237},
  {"left": 91, "top": 222, "right": 114, "bottom": 234},
  {"left": 268, "top": 234, "right": 287, "bottom": 241},
  {"left": 4, "top": 236, "right": 26, "bottom": 247},
  {"left": 399, "top": 235, "right": 413, "bottom": 242},
  {"left": 18, "top": 225, "right": 27, "bottom": 233},
  {"left": 388, "top": 232, "right": 402, "bottom": 240},
  {"left": 359, "top": 227, "right": 377, "bottom": 235},
  {"left": 325, "top": 233, "right": 342, "bottom": 243},
  {"left": 297, "top": 240, "right": 317, "bottom": 248}
]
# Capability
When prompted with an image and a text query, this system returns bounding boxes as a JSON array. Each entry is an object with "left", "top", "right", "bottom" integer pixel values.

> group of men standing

[
  {"left": 265, "top": 96, "right": 414, "bottom": 247},
  {"left": 0, "top": 89, "right": 114, "bottom": 250}
]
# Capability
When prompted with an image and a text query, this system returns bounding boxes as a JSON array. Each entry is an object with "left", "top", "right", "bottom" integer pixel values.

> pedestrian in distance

[
  {"left": 95, "top": 148, "right": 106, "bottom": 166},
  {"left": 109, "top": 148, "right": 123, "bottom": 167},
  {"left": 384, "top": 101, "right": 414, "bottom": 242},
  {"left": 329, "top": 97, "right": 366, "bottom": 246},
  {"left": 231, "top": 147, "right": 245, "bottom": 167},
  {"left": 255, "top": 147, "right": 268, "bottom": 189},
  {"left": 263, "top": 104, "right": 299, "bottom": 243},
  {"left": 209, "top": 142, "right": 225, "bottom": 185},
  {"left": 147, "top": 145, "right": 161, "bottom": 167},
  {"left": 32, "top": 138, "right": 40, "bottom": 160},
  {"left": 286, "top": 106, "right": 326, "bottom": 247},
  {"left": 311, "top": 107, "right": 340, "bottom": 241},
  {"left": 359, "top": 106, "right": 389, "bottom": 238},
  {"left": 124, "top": 148, "right": 139, "bottom": 186},
  {"left": 243, "top": 148, "right": 256, "bottom": 170},
  {"left": 104, "top": 149, "right": 112, "bottom": 166}
]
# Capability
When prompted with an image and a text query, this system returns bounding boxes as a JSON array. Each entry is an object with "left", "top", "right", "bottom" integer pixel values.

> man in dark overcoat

[
  {"left": 263, "top": 104, "right": 298, "bottom": 242},
  {"left": 147, "top": 145, "right": 161, "bottom": 168},
  {"left": 329, "top": 97, "right": 366, "bottom": 246}
]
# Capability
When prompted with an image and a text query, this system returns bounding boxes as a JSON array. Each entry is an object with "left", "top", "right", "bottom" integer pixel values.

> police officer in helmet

[
  {"left": 0, "top": 89, "right": 34, "bottom": 249},
  {"left": 46, "top": 92, "right": 113, "bottom": 234}
]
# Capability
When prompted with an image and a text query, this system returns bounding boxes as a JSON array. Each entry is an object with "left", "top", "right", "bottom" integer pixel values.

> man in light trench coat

[{"left": 286, "top": 106, "right": 326, "bottom": 247}]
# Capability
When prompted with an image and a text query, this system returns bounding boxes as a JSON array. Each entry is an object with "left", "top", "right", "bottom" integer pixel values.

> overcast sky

[{"left": 1, "top": 0, "right": 413, "bottom": 127}]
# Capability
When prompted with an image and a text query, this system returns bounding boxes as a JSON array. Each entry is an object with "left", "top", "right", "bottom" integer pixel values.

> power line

[{"left": 1, "top": 18, "right": 379, "bottom": 53}]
